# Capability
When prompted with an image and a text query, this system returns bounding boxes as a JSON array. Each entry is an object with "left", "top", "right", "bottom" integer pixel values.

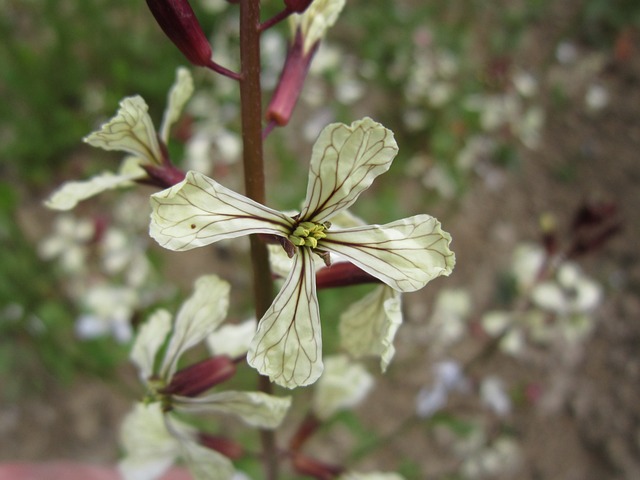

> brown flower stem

[
  {"left": 238, "top": 2, "right": 279, "bottom": 479},
  {"left": 259, "top": 7, "right": 294, "bottom": 32}
]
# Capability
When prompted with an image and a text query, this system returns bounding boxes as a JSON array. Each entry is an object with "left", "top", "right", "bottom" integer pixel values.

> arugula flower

[
  {"left": 121, "top": 274, "right": 291, "bottom": 480},
  {"left": 45, "top": 68, "right": 193, "bottom": 210},
  {"left": 150, "top": 118, "right": 455, "bottom": 388}
]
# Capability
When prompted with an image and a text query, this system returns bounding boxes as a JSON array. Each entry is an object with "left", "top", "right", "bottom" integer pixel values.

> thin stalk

[{"left": 238, "top": 2, "right": 279, "bottom": 479}]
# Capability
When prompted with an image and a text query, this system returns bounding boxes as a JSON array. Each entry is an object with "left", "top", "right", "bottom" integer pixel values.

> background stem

[{"left": 238, "top": 2, "right": 279, "bottom": 479}]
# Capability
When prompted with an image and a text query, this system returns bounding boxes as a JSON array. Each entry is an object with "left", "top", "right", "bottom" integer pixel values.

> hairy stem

[{"left": 238, "top": 2, "right": 279, "bottom": 479}]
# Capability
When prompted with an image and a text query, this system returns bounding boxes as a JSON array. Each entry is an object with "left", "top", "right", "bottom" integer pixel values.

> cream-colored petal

[
  {"left": 130, "top": 309, "right": 173, "bottom": 381},
  {"left": 162, "top": 275, "right": 230, "bottom": 378},
  {"left": 300, "top": 118, "right": 398, "bottom": 223},
  {"left": 291, "top": 0, "right": 346, "bottom": 54},
  {"left": 175, "top": 391, "right": 291, "bottom": 429},
  {"left": 179, "top": 440, "right": 235, "bottom": 480},
  {"left": 44, "top": 169, "right": 146, "bottom": 211},
  {"left": 160, "top": 67, "right": 194, "bottom": 143},
  {"left": 322, "top": 215, "right": 455, "bottom": 292},
  {"left": 150, "top": 171, "right": 294, "bottom": 251},
  {"left": 247, "top": 248, "right": 323, "bottom": 388},
  {"left": 84, "top": 96, "right": 162, "bottom": 165},
  {"left": 312, "top": 354, "right": 374, "bottom": 420},
  {"left": 206, "top": 319, "right": 256, "bottom": 357},
  {"left": 118, "top": 403, "right": 180, "bottom": 480},
  {"left": 339, "top": 286, "right": 402, "bottom": 372}
]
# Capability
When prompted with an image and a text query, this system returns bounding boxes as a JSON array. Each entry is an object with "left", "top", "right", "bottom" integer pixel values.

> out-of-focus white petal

[
  {"left": 300, "top": 118, "right": 398, "bottom": 223},
  {"left": 175, "top": 391, "right": 292, "bottom": 429},
  {"left": 162, "top": 275, "right": 230, "bottom": 378},
  {"left": 160, "top": 67, "right": 194, "bottom": 143},
  {"left": 44, "top": 169, "right": 146, "bottom": 211},
  {"left": 180, "top": 442, "right": 234, "bottom": 480},
  {"left": 322, "top": 215, "right": 455, "bottom": 292},
  {"left": 339, "top": 286, "right": 402, "bottom": 371},
  {"left": 291, "top": 0, "right": 346, "bottom": 54},
  {"left": 130, "top": 309, "right": 172, "bottom": 381},
  {"left": 150, "top": 171, "right": 293, "bottom": 251},
  {"left": 118, "top": 403, "right": 179, "bottom": 480},
  {"left": 247, "top": 249, "right": 323, "bottom": 388},
  {"left": 84, "top": 96, "right": 162, "bottom": 165},
  {"left": 480, "top": 376, "right": 511, "bottom": 416},
  {"left": 312, "top": 354, "right": 374, "bottom": 420},
  {"left": 206, "top": 319, "right": 257, "bottom": 358}
]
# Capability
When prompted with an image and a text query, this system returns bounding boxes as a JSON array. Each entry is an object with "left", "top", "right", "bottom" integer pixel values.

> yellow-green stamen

[{"left": 289, "top": 221, "right": 330, "bottom": 249}]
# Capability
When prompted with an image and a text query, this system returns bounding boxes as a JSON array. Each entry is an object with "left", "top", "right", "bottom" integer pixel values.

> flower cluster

[{"left": 150, "top": 117, "right": 455, "bottom": 388}]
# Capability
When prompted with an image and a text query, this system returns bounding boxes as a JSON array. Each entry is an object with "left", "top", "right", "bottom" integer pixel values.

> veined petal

[
  {"left": 150, "top": 171, "right": 294, "bottom": 251},
  {"left": 175, "top": 391, "right": 292, "bottom": 429},
  {"left": 291, "top": 0, "right": 346, "bottom": 54},
  {"left": 247, "top": 248, "right": 323, "bottom": 388},
  {"left": 339, "top": 286, "right": 402, "bottom": 372},
  {"left": 130, "top": 309, "right": 173, "bottom": 381},
  {"left": 119, "top": 403, "right": 180, "bottom": 480},
  {"left": 162, "top": 275, "right": 231, "bottom": 379},
  {"left": 160, "top": 67, "right": 194, "bottom": 144},
  {"left": 179, "top": 440, "right": 235, "bottom": 480},
  {"left": 44, "top": 169, "right": 146, "bottom": 211},
  {"left": 321, "top": 215, "right": 455, "bottom": 292},
  {"left": 84, "top": 96, "right": 162, "bottom": 165},
  {"left": 300, "top": 118, "right": 398, "bottom": 223}
]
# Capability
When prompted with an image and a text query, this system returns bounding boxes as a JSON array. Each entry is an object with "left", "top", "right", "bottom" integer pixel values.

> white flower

[
  {"left": 531, "top": 263, "right": 602, "bottom": 315},
  {"left": 45, "top": 68, "right": 193, "bottom": 210},
  {"left": 425, "top": 288, "right": 472, "bottom": 351},
  {"left": 76, "top": 283, "right": 138, "bottom": 342},
  {"left": 150, "top": 118, "right": 455, "bottom": 388},
  {"left": 290, "top": 0, "right": 346, "bottom": 54},
  {"left": 312, "top": 354, "right": 374, "bottom": 420},
  {"left": 416, "top": 360, "right": 468, "bottom": 418},
  {"left": 38, "top": 215, "right": 94, "bottom": 273},
  {"left": 480, "top": 376, "right": 511, "bottom": 416},
  {"left": 121, "top": 275, "right": 291, "bottom": 480}
]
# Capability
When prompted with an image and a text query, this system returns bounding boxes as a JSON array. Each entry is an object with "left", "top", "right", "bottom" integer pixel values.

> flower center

[{"left": 289, "top": 221, "right": 330, "bottom": 249}]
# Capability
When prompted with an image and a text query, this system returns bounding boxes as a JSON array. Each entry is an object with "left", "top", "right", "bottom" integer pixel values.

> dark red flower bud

[
  {"left": 285, "top": 0, "right": 314, "bottom": 13},
  {"left": 289, "top": 413, "right": 321, "bottom": 451},
  {"left": 142, "top": 163, "right": 187, "bottom": 189},
  {"left": 316, "top": 262, "right": 380, "bottom": 290},
  {"left": 198, "top": 433, "right": 244, "bottom": 459},
  {"left": 292, "top": 453, "right": 344, "bottom": 480},
  {"left": 160, "top": 356, "right": 236, "bottom": 397},
  {"left": 265, "top": 29, "right": 319, "bottom": 127},
  {"left": 145, "top": 0, "right": 213, "bottom": 67}
]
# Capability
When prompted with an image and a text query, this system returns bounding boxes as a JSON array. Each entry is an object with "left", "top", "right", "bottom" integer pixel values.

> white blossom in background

[
  {"left": 38, "top": 215, "right": 94, "bottom": 274},
  {"left": 425, "top": 288, "right": 472, "bottom": 352},
  {"left": 312, "top": 354, "right": 374, "bottom": 420},
  {"left": 460, "top": 436, "right": 522, "bottom": 479},
  {"left": 45, "top": 68, "right": 194, "bottom": 210},
  {"left": 150, "top": 118, "right": 455, "bottom": 388},
  {"left": 76, "top": 283, "right": 138, "bottom": 342},
  {"left": 532, "top": 263, "right": 602, "bottom": 316},
  {"left": 416, "top": 360, "right": 469, "bottom": 418},
  {"left": 585, "top": 83, "right": 609, "bottom": 112},
  {"left": 121, "top": 275, "right": 291, "bottom": 480},
  {"left": 510, "top": 243, "right": 546, "bottom": 292},
  {"left": 206, "top": 319, "right": 257, "bottom": 359},
  {"left": 480, "top": 376, "right": 511, "bottom": 416}
]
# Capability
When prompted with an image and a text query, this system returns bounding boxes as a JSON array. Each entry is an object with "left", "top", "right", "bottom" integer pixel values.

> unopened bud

[
  {"left": 198, "top": 433, "right": 244, "bottom": 459},
  {"left": 145, "top": 0, "right": 213, "bottom": 67},
  {"left": 316, "top": 262, "right": 380, "bottom": 289},
  {"left": 292, "top": 453, "right": 344, "bottom": 480},
  {"left": 285, "top": 0, "right": 314, "bottom": 13},
  {"left": 161, "top": 356, "right": 236, "bottom": 397},
  {"left": 265, "top": 30, "right": 318, "bottom": 126}
]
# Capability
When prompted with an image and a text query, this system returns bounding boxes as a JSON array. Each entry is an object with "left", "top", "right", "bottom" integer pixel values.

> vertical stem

[{"left": 238, "top": 2, "right": 279, "bottom": 479}]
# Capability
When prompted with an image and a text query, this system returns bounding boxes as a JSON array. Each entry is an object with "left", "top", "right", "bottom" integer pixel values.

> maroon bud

[
  {"left": 145, "top": 0, "right": 213, "bottom": 67},
  {"left": 265, "top": 29, "right": 319, "bottom": 127},
  {"left": 198, "top": 433, "right": 244, "bottom": 459},
  {"left": 292, "top": 453, "right": 344, "bottom": 480},
  {"left": 160, "top": 356, "right": 236, "bottom": 397},
  {"left": 316, "top": 262, "right": 380, "bottom": 290},
  {"left": 284, "top": 0, "right": 314, "bottom": 13},
  {"left": 142, "top": 163, "right": 187, "bottom": 189},
  {"left": 289, "top": 413, "right": 321, "bottom": 452}
]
